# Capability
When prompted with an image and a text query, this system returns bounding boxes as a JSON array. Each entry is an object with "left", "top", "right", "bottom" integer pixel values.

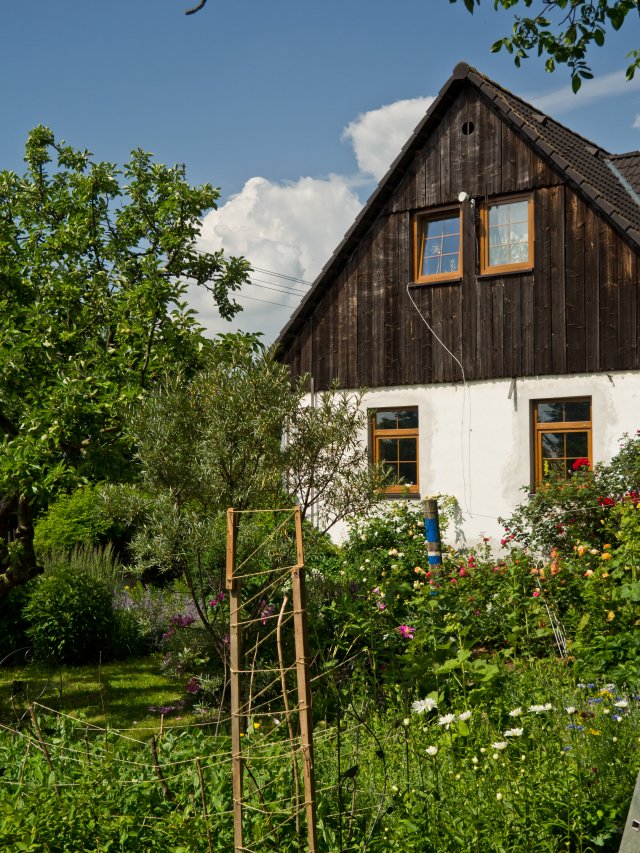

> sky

[{"left": 3, "top": 0, "right": 640, "bottom": 342}]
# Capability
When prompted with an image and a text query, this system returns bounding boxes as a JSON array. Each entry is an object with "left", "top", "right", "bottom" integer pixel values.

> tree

[
  {"left": 0, "top": 127, "right": 250, "bottom": 604},
  {"left": 107, "top": 335, "right": 388, "bottom": 654},
  {"left": 450, "top": 0, "right": 640, "bottom": 90}
]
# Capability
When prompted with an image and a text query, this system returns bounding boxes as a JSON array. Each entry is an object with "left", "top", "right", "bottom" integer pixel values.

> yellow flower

[
  {"left": 607, "top": 611, "right": 616, "bottom": 622},
  {"left": 588, "top": 728, "right": 601, "bottom": 736},
  {"left": 603, "top": 543, "right": 611, "bottom": 550},
  {"left": 601, "top": 552, "right": 612, "bottom": 561},
  {"left": 602, "top": 572, "right": 609, "bottom": 579},
  {"left": 253, "top": 721, "right": 261, "bottom": 730},
  {"left": 576, "top": 545, "right": 587, "bottom": 557}
]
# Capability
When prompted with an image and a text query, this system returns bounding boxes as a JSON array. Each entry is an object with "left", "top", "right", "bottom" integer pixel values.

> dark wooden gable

[{"left": 279, "top": 80, "right": 640, "bottom": 390}]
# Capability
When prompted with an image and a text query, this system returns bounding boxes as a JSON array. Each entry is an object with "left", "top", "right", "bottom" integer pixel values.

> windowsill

[
  {"left": 382, "top": 492, "right": 421, "bottom": 501},
  {"left": 408, "top": 278, "right": 462, "bottom": 288},
  {"left": 478, "top": 266, "right": 533, "bottom": 280}
]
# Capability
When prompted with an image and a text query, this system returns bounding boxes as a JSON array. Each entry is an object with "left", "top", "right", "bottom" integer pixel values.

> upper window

[
  {"left": 533, "top": 398, "right": 592, "bottom": 485},
  {"left": 480, "top": 196, "right": 533, "bottom": 274},
  {"left": 414, "top": 212, "right": 462, "bottom": 284},
  {"left": 371, "top": 408, "right": 419, "bottom": 495}
]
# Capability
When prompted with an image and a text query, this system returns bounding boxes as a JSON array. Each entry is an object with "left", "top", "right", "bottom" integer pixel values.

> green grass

[{"left": 0, "top": 655, "right": 191, "bottom": 730}]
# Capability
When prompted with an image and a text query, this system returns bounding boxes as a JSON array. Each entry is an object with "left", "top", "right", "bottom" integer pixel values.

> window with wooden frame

[
  {"left": 480, "top": 195, "right": 533, "bottom": 274},
  {"left": 371, "top": 408, "right": 419, "bottom": 495},
  {"left": 413, "top": 210, "right": 462, "bottom": 284},
  {"left": 533, "top": 398, "right": 592, "bottom": 485}
]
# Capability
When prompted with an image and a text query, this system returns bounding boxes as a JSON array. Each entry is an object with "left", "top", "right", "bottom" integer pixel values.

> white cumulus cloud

[
  {"left": 192, "top": 95, "right": 435, "bottom": 342},
  {"left": 342, "top": 96, "right": 434, "bottom": 181}
]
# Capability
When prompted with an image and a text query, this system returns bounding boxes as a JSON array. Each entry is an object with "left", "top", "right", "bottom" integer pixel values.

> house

[{"left": 275, "top": 62, "right": 640, "bottom": 544}]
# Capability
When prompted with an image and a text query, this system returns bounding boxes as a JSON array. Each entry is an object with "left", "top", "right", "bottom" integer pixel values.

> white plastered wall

[{"left": 325, "top": 370, "right": 640, "bottom": 547}]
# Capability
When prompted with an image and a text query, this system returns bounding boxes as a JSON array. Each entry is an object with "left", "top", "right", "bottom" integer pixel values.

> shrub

[
  {"left": 24, "top": 562, "right": 115, "bottom": 664},
  {"left": 33, "top": 485, "right": 112, "bottom": 555}
]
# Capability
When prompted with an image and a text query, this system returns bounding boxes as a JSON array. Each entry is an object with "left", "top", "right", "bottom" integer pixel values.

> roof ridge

[{"left": 463, "top": 64, "right": 612, "bottom": 158}]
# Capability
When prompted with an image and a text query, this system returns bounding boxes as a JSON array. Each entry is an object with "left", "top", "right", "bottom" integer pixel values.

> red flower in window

[{"left": 572, "top": 458, "right": 590, "bottom": 471}]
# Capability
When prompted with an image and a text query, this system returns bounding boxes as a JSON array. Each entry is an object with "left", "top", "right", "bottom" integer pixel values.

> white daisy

[
  {"left": 492, "top": 741, "right": 508, "bottom": 750},
  {"left": 508, "top": 707, "right": 522, "bottom": 717},
  {"left": 412, "top": 697, "right": 438, "bottom": 715},
  {"left": 437, "top": 713, "right": 456, "bottom": 728},
  {"left": 458, "top": 710, "right": 472, "bottom": 721},
  {"left": 504, "top": 727, "right": 524, "bottom": 737},
  {"left": 426, "top": 745, "right": 438, "bottom": 756}
]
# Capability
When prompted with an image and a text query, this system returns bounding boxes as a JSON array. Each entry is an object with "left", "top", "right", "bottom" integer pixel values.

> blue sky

[{"left": 3, "top": 1, "right": 640, "bottom": 340}]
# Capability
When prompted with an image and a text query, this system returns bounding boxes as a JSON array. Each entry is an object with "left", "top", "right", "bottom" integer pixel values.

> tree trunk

[{"left": 0, "top": 493, "right": 43, "bottom": 606}]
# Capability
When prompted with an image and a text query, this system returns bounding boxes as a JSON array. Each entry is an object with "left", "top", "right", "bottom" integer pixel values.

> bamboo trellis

[{"left": 226, "top": 505, "right": 317, "bottom": 853}]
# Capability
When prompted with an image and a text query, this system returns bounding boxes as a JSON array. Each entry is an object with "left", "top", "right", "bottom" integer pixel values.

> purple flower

[
  {"left": 209, "top": 590, "right": 225, "bottom": 607},
  {"left": 397, "top": 625, "right": 415, "bottom": 640},
  {"left": 186, "top": 677, "right": 201, "bottom": 695},
  {"left": 259, "top": 602, "right": 277, "bottom": 626}
]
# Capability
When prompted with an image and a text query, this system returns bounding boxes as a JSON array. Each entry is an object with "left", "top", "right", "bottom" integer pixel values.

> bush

[
  {"left": 24, "top": 563, "right": 115, "bottom": 664},
  {"left": 34, "top": 485, "right": 112, "bottom": 555}
]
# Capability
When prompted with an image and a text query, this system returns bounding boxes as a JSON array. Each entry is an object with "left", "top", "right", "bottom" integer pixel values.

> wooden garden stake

[
  {"left": 291, "top": 505, "right": 318, "bottom": 853},
  {"left": 227, "top": 508, "right": 244, "bottom": 853}
]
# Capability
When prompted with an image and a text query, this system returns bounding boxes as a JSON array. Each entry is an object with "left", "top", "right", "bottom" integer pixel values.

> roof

[{"left": 276, "top": 62, "right": 640, "bottom": 353}]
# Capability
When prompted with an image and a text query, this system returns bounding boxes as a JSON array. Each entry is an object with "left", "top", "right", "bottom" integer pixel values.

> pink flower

[
  {"left": 450, "top": 578, "right": 458, "bottom": 584},
  {"left": 397, "top": 625, "right": 415, "bottom": 640},
  {"left": 532, "top": 589, "right": 540, "bottom": 598},
  {"left": 459, "top": 568, "right": 467, "bottom": 577},
  {"left": 376, "top": 601, "right": 386, "bottom": 611}
]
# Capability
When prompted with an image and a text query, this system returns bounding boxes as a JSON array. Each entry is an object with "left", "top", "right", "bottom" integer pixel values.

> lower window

[
  {"left": 371, "top": 408, "right": 419, "bottom": 495},
  {"left": 533, "top": 398, "right": 592, "bottom": 484}
]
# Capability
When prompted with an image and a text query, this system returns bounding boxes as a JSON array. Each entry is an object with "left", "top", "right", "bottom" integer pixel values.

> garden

[{"left": 1, "top": 432, "right": 639, "bottom": 852}]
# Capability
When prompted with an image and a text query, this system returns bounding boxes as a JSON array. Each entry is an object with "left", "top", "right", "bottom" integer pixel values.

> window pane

[
  {"left": 376, "top": 411, "right": 397, "bottom": 429},
  {"left": 420, "top": 215, "right": 460, "bottom": 277},
  {"left": 566, "top": 432, "right": 588, "bottom": 457},
  {"left": 564, "top": 401, "right": 590, "bottom": 422},
  {"left": 379, "top": 438, "right": 398, "bottom": 462},
  {"left": 510, "top": 222, "right": 529, "bottom": 243},
  {"left": 398, "top": 462, "right": 417, "bottom": 486},
  {"left": 489, "top": 245, "right": 509, "bottom": 266},
  {"left": 541, "top": 433, "right": 564, "bottom": 458},
  {"left": 442, "top": 235, "right": 459, "bottom": 255},
  {"left": 397, "top": 409, "right": 419, "bottom": 428},
  {"left": 443, "top": 217, "right": 460, "bottom": 235},
  {"left": 543, "top": 459, "right": 564, "bottom": 480},
  {"left": 489, "top": 225, "right": 508, "bottom": 247},
  {"left": 509, "top": 200, "right": 529, "bottom": 222},
  {"left": 425, "top": 219, "right": 446, "bottom": 239},
  {"left": 442, "top": 254, "right": 459, "bottom": 274},
  {"left": 489, "top": 204, "right": 510, "bottom": 226},
  {"left": 398, "top": 437, "right": 417, "bottom": 461},
  {"left": 422, "top": 256, "right": 441, "bottom": 276},
  {"left": 510, "top": 241, "right": 529, "bottom": 263},
  {"left": 425, "top": 236, "right": 443, "bottom": 256},
  {"left": 537, "top": 402, "right": 564, "bottom": 423}
]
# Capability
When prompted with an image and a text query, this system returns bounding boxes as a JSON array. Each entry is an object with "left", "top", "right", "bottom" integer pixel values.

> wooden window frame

[
  {"left": 370, "top": 407, "right": 420, "bottom": 496},
  {"left": 479, "top": 194, "right": 534, "bottom": 276},
  {"left": 413, "top": 208, "right": 463, "bottom": 285},
  {"left": 532, "top": 397, "right": 592, "bottom": 487}
]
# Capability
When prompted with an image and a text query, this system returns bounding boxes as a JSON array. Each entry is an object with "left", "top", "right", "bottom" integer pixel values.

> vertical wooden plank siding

[{"left": 278, "top": 85, "right": 640, "bottom": 391}]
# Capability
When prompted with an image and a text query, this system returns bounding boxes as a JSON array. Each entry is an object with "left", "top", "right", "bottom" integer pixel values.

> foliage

[
  {"left": 24, "top": 562, "right": 116, "bottom": 664},
  {"left": 0, "top": 669, "right": 638, "bottom": 851},
  {"left": 0, "top": 127, "right": 250, "bottom": 602},
  {"left": 503, "top": 431, "right": 640, "bottom": 555},
  {"left": 283, "top": 383, "right": 390, "bottom": 533},
  {"left": 451, "top": 0, "right": 640, "bottom": 90},
  {"left": 33, "top": 485, "right": 113, "bottom": 555}
]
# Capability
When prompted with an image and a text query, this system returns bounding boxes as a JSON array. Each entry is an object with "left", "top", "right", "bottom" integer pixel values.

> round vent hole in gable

[{"left": 462, "top": 121, "right": 475, "bottom": 136}]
